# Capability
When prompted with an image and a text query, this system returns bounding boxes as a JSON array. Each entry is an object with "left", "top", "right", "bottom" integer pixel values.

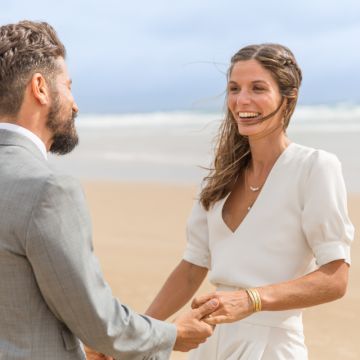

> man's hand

[
  {"left": 84, "top": 346, "right": 114, "bottom": 360},
  {"left": 173, "top": 298, "right": 219, "bottom": 352}
]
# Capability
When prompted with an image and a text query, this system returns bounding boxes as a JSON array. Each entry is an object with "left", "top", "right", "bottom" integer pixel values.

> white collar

[{"left": 0, "top": 123, "right": 48, "bottom": 160}]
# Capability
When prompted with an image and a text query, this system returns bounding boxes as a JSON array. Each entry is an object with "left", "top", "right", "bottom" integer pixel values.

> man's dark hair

[{"left": 0, "top": 20, "right": 66, "bottom": 117}]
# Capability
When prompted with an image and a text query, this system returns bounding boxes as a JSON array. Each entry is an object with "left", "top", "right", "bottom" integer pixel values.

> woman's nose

[{"left": 235, "top": 91, "right": 251, "bottom": 106}]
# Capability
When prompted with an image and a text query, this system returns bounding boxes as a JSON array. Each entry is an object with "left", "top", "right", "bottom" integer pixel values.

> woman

[{"left": 146, "top": 44, "right": 354, "bottom": 359}]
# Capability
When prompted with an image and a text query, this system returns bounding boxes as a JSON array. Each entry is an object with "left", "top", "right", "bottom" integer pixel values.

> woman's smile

[{"left": 227, "top": 59, "right": 283, "bottom": 135}]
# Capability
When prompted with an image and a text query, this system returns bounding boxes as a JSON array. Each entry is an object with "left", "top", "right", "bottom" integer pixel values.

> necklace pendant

[
  {"left": 249, "top": 185, "right": 261, "bottom": 192},
  {"left": 247, "top": 205, "right": 251, "bottom": 211}
]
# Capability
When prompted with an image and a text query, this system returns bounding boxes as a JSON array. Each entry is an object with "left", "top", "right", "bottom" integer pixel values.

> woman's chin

[{"left": 236, "top": 123, "right": 262, "bottom": 137}]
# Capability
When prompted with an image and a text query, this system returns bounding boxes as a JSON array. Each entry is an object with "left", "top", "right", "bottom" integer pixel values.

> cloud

[{"left": 1, "top": 0, "right": 360, "bottom": 111}]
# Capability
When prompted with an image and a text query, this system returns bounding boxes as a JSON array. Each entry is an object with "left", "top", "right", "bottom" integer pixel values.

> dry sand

[{"left": 82, "top": 181, "right": 360, "bottom": 360}]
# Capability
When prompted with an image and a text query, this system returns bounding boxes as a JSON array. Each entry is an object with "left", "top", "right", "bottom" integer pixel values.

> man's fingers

[
  {"left": 192, "top": 298, "right": 219, "bottom": 319},
  {"left": 202, "top": 315, "right": 228, "bottom": 325},
  {"left": 201, "top": 309, "right": 223, "bottom": 318}
]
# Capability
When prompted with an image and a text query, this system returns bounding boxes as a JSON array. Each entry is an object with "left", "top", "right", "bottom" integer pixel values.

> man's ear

[{"left": 30, "top": 73, "right": 51, "bottom": 105}]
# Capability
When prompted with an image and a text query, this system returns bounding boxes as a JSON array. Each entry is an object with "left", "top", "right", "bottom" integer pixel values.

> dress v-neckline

[{"left": 220, "top": 142, "right": 295, "bottom": 235}]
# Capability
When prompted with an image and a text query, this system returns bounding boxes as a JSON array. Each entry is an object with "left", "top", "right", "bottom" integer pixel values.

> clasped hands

[
  {"left": 168, "top": 289, "right": 253, "bottom": 352},
  {"left": 193, "top": 289, "right": 254, "bottom": 325},
  {"left": 85, "top": 290, "right": 252, "bottom": 359}
]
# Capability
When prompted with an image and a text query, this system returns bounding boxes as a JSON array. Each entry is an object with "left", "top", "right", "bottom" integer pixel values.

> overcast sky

[{"left": 1, "top": 0, "right": 360, "bottom": 113}]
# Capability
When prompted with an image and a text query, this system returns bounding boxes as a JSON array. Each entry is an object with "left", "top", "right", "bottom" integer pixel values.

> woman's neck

[{"left": 248, "top": 133, "right": 291, "bottom": 175}]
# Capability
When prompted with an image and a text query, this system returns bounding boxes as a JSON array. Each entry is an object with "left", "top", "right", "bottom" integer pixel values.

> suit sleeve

[{"left": 25, "top": 174, "right": 176, "bottom": 360}]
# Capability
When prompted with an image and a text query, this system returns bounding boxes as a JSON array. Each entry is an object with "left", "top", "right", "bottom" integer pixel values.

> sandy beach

[{"left": 82, "top": 181, "right": 360, "bottom": 360}]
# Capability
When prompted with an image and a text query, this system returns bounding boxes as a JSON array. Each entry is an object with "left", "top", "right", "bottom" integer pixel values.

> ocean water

[{"left": 48, "top": 104, "right": 360, "bottom": 192}]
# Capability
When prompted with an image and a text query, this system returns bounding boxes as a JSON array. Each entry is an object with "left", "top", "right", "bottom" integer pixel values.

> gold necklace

[
  {"left": 244, "top": 164, "right": 264, "bottom": 211},
  {"left": 245, "top": 164, "right": 263, "bottom": 193}
]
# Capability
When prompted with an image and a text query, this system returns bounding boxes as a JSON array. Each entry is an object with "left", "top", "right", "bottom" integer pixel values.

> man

[{"left": 0, "top": 21, "right": 217, "bottom": 360}]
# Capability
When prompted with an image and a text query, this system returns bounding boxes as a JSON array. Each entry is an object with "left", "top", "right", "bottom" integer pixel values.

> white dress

[{"left": 183, "top": 143, "right": 354, "bottom": 360}]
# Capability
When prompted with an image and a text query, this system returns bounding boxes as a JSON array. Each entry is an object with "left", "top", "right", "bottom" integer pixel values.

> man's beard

[{"left": 46, "top": 94, "right": 79, "bottom": 155}]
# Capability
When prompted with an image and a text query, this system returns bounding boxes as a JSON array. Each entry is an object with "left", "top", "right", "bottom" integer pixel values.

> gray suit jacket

[{"left": 0, "top": 130, "right": 176, "bottom": 360}]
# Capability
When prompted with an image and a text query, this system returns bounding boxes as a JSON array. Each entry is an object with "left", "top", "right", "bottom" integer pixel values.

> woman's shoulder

[
  {"left": 288, "top": 143, "right": 344, "bottom": 197},
  {"left": 289, "top": 142, "right": 340, "bottom": 169}
]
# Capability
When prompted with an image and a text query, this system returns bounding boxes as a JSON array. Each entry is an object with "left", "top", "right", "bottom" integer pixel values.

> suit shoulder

[
  {"left": 41, "top": 173, "right": 84, "bottom": 200},
  {"left": 8, "top": 152, "right": 83, "bottom": 205}
]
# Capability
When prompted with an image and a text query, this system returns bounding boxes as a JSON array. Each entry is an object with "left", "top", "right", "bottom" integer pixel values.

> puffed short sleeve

[
  {"left": 301, "top": 151, "right": 354, "bottom": 266},
  {"left": 183, "top": 200, "right": 211, "bottom": 269}
]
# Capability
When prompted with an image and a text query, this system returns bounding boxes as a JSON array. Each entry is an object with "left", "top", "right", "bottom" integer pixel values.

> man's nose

[{"left": 72, "top": 101, "right": 79, "bottom": 114}]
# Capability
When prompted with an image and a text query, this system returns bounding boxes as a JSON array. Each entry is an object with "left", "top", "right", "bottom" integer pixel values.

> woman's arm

[
  {"left": 193, "top": 260, "right": 349, "bottom": 324},
  {"left": 145, "top": 260, "right": 208, "bottom": 320},
  {"left": 260, "top": 259, "right": 348, "bottom": 310}
]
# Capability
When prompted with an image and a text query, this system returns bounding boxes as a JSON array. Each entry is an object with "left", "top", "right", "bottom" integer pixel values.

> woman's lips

[
  {"left": 238, "top": 111, "right": 261, "bottom": 119},
  {"left": 236, "top": 112, "right": 262, "bottom": 125}
]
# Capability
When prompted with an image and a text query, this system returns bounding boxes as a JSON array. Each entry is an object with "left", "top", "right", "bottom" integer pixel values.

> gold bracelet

[
  {"left": 253, "top": 288, "right": 262, "bottom": 312},
  {"left": 245, "top": 288, "right": 262, "bottom": 312},
  {"left": 245, "top": 288, "right": 256, "bottom": 311},
  {"left": 246, "top": 288, "right": 260, "bottom": 312}
]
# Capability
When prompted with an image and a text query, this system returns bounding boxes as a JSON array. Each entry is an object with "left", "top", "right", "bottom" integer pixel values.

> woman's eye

[
  {"left": 228, "top": 86, "right": 239, "bottom": 92},
  {"left": 254, "top": 87, "right": 265, "bottom": 92}
]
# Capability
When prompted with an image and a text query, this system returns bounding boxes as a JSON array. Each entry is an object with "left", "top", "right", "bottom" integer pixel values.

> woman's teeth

[{"left": 238, "top": 112, "right": 260, "bottom": 118}]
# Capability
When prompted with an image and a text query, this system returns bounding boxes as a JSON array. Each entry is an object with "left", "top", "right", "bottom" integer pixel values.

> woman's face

[{"left": 227, "top": 59, "right": 284, "bottom": 137}]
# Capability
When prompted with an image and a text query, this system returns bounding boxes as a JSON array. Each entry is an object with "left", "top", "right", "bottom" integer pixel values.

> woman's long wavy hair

[{"left": 200, "top": 43, "right": 302, "bottom": 210}]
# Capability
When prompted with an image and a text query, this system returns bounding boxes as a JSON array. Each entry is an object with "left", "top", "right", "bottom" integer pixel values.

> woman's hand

[{"left": 191, "top": 290, "right": 253, "bottom": 325}]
